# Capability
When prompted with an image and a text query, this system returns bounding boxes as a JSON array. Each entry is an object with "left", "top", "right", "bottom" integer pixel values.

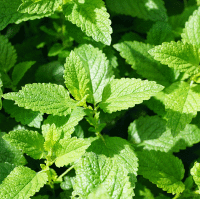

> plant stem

[{"left": 58, "top": 165, "right": 75, "bottom": 180}]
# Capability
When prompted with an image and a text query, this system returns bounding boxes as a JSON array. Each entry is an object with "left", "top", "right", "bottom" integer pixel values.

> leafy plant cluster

[{"left": 1, "top": 0, "right": 200, "bottom": 198}]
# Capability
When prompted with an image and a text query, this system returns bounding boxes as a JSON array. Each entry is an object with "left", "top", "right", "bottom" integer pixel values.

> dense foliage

[{"left": 1, "top": 0, "right": 200, "bottom": 198}]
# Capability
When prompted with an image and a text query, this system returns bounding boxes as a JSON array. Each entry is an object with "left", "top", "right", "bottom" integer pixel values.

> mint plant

[{"left": 1, "top": 0, "right": 200, "bottom": 198}]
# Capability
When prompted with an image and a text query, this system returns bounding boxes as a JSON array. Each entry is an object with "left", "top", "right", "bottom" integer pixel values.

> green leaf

[
  {"left": 18, "top": 0, "right": 62, "bottom": 14},
  {"left": 0, "top": 166, "right": 48, "bottom": 199},
  {"left": 149, "top": 41, "right": 199, "bottom": 75},
  {"left": 128, "top": 115, "right": 200, "bottom": 153},
  {"left": 3, "top": 130, "right": 45, "bottom": 160},
  {"left": 42, "top": 107, "right": 86, "bottom": 139},
  {"left": 164, "top": 81, "right": 200, "bottom": 136},
  {"left": 73, "top": 152, "right": 134, "bottom": 198},
  {"left": 114, "top": 41, "right": 175, "bottom": 87},
  {"left": 105, "top": 0, "right": 167, "bottom": 22},
  {"left": 0, "top": 163, "right": 15, "bottom": 184},
  {"left": 0, "top": 131, "right": 26, "bottom": 165},
  {"left": 146, "top": 21, "right": 174, "bottom": 45},
  {"left": 87, "top": 135, "right": 138, "bottom": 187},
  {"left": 63, "top": 0, "right": 112, "bottom": 45},
  {"left": 12, "top": 61, "right": 36, "bottom": 86},
  {"left": 99, "top": 78, "right": 164, "bottom": 113},
  {"left": 182, "top": 7, "right": 200, "bottom": 48},
  {"left": 64, "top": 51, "right": 90, "bottom": 101},
  {"left": 3, "top": 100, "right": 43, "bottom": 128},
  {"left": 54, "top": 137, "right": 90, "bottom": 167},
  {"left": 3, "top": 83, "right": 77, "bottom": 116},
  {"left": 0, "top": 35, "right": 17, "bottom": 72},
  {"left": 138, "top": 150, "right": 185, "bottom": 195},
  {"left": 88, "top": 185, "right": 111, "bottom": 199},
  {"left": 72, "top": 44, "right": 114, "bottom": 104},
  {"left": 191, "top": 162, "right": 200, "bottom": 191},
  {"left": 0, "top": 0, "right": 51, "bottom": 31},
  {"left": 0, "top": 77, "right": 2, "bottom": 110}
]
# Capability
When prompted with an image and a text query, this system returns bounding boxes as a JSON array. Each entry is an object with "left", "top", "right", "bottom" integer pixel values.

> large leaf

[
  {"left": 114, "top": 41, "right": 175, "bottom": 87},
  {"left": 3, "top": 130, "right": 45, "bottom": 160},
  {"left": 149, "top": 41, "right": 199, "bottom": 75},
  {"left": 105, "top": 0, "right": 167, "bottom": 22},
  {"left": 87, "top": 136, "right": 138, "bottom": 187},
  {"left": 138, "top": 150, "right": 185, "bottom": 195},
  {"left": 99, "top": 78, "right": 164, "bottom": 113},
  {"left": 73, "top": 152, "right": 134, "bottom": 198},
  {"left": 0, "top": 163, "right": 16, "bottom": 184},
  {"left": 0, "top": 166, "right": 48, "bottom": 199},
  {"left": 63, "top": 0, "right": 112, "bottom": 45},
  {"left": 164, "top": 81, "right": 200, "bottom": 136},
  {"left": 3, "top": 83, "right": 77, "bottom": 116}
]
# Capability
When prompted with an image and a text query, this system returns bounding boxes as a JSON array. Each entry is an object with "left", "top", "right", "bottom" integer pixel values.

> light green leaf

[
  {"left": 64, "top": 51, "right": 90, "bottom": 101},
  {"left": 182, "top": 7, "right": 200, "bottom": 48},
  {"left": 0, "top": 35, "right": 17, "bottom": 72},
  {"left": 72, "top": 44, "right": 114, "bottom": 104},
  {"left": 0, "top": 0, "right": 51, "bottom": 31},
  {"left": 0, "top": 166, "right": 48, "bottom": 199},
  {"left": 3, "top": 83, "right": 77, "bottom": 116},
  {"left": 63, "top": 0, "right": 112, "bottom": 45},
  {"left": 42, "top": 107, "right": 85, "bottom": 139},
  {"left": 0, "top": 132, "right": 26, "bottom": 166},
  {"left": 12, "top": 61, "right": 36, "bottom": 86},
  {"left": 164, "top": 81, "right": 200, "bottom": 136},
  {"left": 149, "top": 41, "right": 199, "bottom": 75},
  {"left": 87, "top": 135, "right": 138, "bottom": 187},
  {"left": 88, "top": 185, "right": 111, "bottom": 199},
  {"left": 0, "top": 163, "right": 15, "bottom": 184},
  {"left": 146, "top": 21, "right": 174, "bottom": 45},
  {"left": 3, "top": 100, "right": 43, "bottom": 128},
  {"left": 105, "top": 0, "right": 167, "bottom": 22},
  {"left": 138, "top": 150, "right": 185, "bottom": 195},
  {"left": 114, "top": 41, "right": 175, "bottom": 87},
  {"left": 3, "top": 130, "right": 45, "bottom": 160},
  {"left": 191, "top": 162, "right": 200, "bottom": 191},
  {"left": 18, "top": 0, "right": 62, "bottom": 14},
  {"left": 128, "top": 115, "right": 200, "bottom": 153},
  {"left": 54, "top": 137, "right": 90, "bottom": 167},
  {"left": 73, "top": 152, "right": 134, "bottom": 199},
  {"left": 99, "top": 78, "right": 164, "bottom": 113}
]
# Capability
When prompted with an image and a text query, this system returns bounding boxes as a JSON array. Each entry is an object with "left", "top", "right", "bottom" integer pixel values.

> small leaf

[
  {"left": 3, "top": 130, "right": 45, "bottom": 160},
  {"left": 0, "top": 166, "right": 48, "bottom": 199},
  {"left": 3, "top": 83, "right": 76, "bottom": 116},
  {"left": 99, "top": 78, "right": 164, "bottom": 113},
  {"left": 191, "top": 162, "right": 200, "bottom": 191},
  {"left": 138, "top": 150, "right": 185, "bottom": 195},
  {"left": 73, "top": 152, "right": 134, "bottom": 198}
]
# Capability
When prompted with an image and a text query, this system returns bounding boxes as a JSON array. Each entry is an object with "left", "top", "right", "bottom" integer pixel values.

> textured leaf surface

[
  {"left": 105, "top": 0, "right": 167, "bottom": 21},
  {"left": 99, "top": 78, "right": 164, "bottom": 113},
  {"left": 72, "top": 44, "right": 113, "bottom": 104},
  {"left": 138, "top": 150, "right": 185, "bottom": 194},
  {"left": 42, "top": 107, "right": 85, "bottom": 139},
  {"left": 128, "top": 116, "right": 200, "bottom": 153},
  {"left": 182, "top": 7, "right": 200, "bottom": 48},
  {"left": 73, "top": 152, "right": 134, "bottom": 198},
  {"left": 149, "top": 41, "right": 199, "bottom": 75},
  {"left": 87, "top": 136, "right": 138, "bottom": 187},
  {"left": 191, "top": 162, "right": 200, "bottom": 190},
  {"left": 0, "top": 166, "right": 48, "bottom": 199},
  {"left": 0, "top": 35, "right": 17, "bottom": 72},
  {"left": 164, "top": 81, "right": 200, "bottom": 136},
  {"left": 0, "top": 163, "right": 15, "bottom": 184},
  {"left": 64, "top": 51, "right": 90, "bottom": 101},
  {"left": 0, "top": 0, "right": 51, "bottom": 31},
  {"left": 3, "top": 83, "right": 76, "bottom": 116},
  {"left": 0, "top": 132, "right": 26, "bottom": 166},
  {"left": 12, "top": 61, "right": 36, "bottom": 86},
  {"left": 3, "top": 100, "right": 43, "bottom": 128},
  {"left": 18, "top": 0, "right": 62, "bottom": 14},
  {"left": 63, "top": 0, "right": 112, "bottom": 45},
  {"left": 3, "top": 130, "right": 45, "bottom": 160},
  {"left": 114, "top": 41, "right": 175, "bottom": 86}
]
